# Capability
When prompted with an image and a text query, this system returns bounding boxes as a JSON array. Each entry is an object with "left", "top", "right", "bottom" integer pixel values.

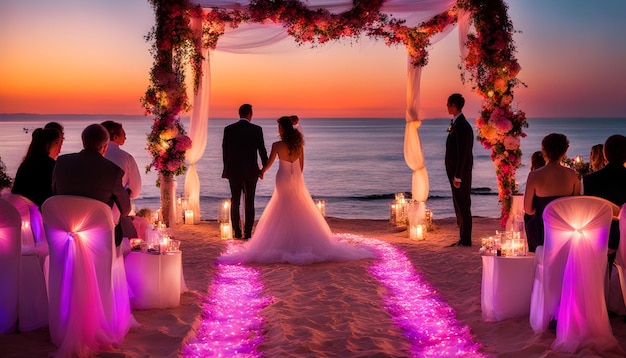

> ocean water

[{"left": 1, "top": 114, "right": 625, "bottom": 221}]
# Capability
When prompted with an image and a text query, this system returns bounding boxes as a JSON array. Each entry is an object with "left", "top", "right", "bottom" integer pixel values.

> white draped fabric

[
  {"left": 529, "top": 196, "right": 618, "bottom": 353},
  {"left": 0, "top": 193, "right": 49, "bottom": 332},
  {"left": 0, "top": 198, "right": 21, "bottom": 333},
  {"left": 42, "top": 196, "right": 136, "bottom": 357},
  {"left": 611, "top": 205, "right": 626, "bottom": 314},
  {"left": 187, "top": 0, "right": 464, "bottom": 205}
]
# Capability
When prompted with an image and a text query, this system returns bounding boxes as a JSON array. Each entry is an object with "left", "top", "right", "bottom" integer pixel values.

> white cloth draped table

[
  {"left": 481, "top": 255, "right": 535, "bottom": 321},
  {"left": 529, "top": 196, "right": 618, "bottom": 353},
  {"left": 125, "top": 251, "right": 184, "bottom": 309},
  {"left": 42, "top": 195, "right": 136, "bottom": 357},
  {"left": 0, "top": 198, "right": 21, "bottom": 333}
]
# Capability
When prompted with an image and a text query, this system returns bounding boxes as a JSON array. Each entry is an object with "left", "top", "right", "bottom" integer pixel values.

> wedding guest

[
  {"left": 11, "top": 127, "right": 63, "bottom": 207},
  {"left": 589, "top": 143, "right": 606, "bottom": 172},
  {"left": 524, "top": 133, "right": 580, "bottom": 252},
  {"left": 101, "top": 121, "right": 142, "bottom": 200},
  {"left": 524, "top": 150, "right": 547, "bottom": 226},
  {"left": 52, "top": 123, "right": 131, "bottom": 246},
  {"left": 101, "top": 120, "right": 141, "bottom": 242},
  {"left": 583, "top": 134, "right": 626, "bottom": 271},
  {"left": 445, "top": 93, "right": 473, "bottom": 247},
  {"left": 44, "top": 121, "right": 65, "bottom": 159},
  {"left": 530, "top": 151, "right": 546, "bottom": 171}
]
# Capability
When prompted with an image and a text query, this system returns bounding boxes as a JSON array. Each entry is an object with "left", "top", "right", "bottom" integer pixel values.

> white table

[
  {"left": 125, "top": 251, "right": 183, "bottom": 309},
  {"left": 481, "top": 255, "right": 535, "bottom": 321}
]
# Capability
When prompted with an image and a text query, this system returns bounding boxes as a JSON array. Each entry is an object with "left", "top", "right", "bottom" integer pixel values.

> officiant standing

[
  {"left": 445, "top": 93, "right": 474, "bottom": 247},
  {"left": 222, "top": 104, "right": 268, "bottom": 240}
]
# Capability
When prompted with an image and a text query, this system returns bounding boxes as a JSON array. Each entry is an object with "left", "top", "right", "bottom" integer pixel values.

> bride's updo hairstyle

[{"left": 278, "top": 116, "right": 303, "bottom": 156}]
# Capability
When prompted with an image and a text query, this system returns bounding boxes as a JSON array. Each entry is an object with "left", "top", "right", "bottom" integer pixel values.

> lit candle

[
  {"left": 184, "top": 209, "right": 194, "bottom": 225},
  {"left": 315, "top": 199, "right": 326, "bottom": 217},
  {"left": 220, "top": 223, "right": 232, "bottom": 240},
  {"left": 160, "top": 235, "right": 170, "bottom": 253},
  {"left": 218, "top": 199, "right": 231, "bottom": 223},
  {"left": 410, "top": 224, "right": 424, "bottom": 240}
]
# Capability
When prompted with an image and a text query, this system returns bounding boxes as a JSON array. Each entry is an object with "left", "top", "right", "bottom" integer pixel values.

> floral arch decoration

[{"left": 141, "top": 0, "right": 527, "bottom": 227}]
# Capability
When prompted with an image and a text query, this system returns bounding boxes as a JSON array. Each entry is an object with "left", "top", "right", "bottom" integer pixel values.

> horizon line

[{"left": 2, "top": 113, "right": 625, "bottom": 121}]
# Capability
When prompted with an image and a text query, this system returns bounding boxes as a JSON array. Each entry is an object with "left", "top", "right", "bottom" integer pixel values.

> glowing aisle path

[
  {"left": 182, "top": 242, "right": 275, "bottom": 357},
  {"left": 183, "top": 236, "right": 483, "bottom": 357},
  {"left": 351, "top": 234, "right": 484, "bottom": 357}
]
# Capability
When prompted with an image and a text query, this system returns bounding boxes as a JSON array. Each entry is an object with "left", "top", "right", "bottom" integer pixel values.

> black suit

[
  {"left": 583, "top": 162, "right": 626, "bottom": 255},
  {"left": 445, "top": 114, "right": 474, "bottom": 245},
  {"left": 52, "top": 149, "right": 131, "bottom": 246},
  {"left": 222, "top": 119, "right": 268, "bottom": 238}
]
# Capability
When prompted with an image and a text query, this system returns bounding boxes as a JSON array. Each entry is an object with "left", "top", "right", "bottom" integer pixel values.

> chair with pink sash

[
  {"left": 42, "top": 195, "right": 137, "bottom": 356},
  {"left": 529, "top": 196, "right": 618, "bottom": 353},
  {"left": 2, "top": 193, "right": 49, "bottom": 331},
  {"left": 0, "top": 198, "right": 21, "bottom": 333}
]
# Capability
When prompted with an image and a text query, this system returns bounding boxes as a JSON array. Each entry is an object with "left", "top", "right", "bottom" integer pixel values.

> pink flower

[
  {"left": 166, "top": 159, "right": 181, "bottom": 172},
  {"left": 503, "top": 135, "right": 520, "bottom": 150},
  {"left": 175, "top": 135, "right": 192, "bottom": 151}
]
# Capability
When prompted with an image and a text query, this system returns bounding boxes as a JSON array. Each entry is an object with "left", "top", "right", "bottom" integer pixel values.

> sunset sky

[{"left": 0, "top": 0, "right": 625, "bottom": 119}]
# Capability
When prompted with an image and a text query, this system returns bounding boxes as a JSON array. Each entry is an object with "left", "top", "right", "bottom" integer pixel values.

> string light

[{"left": 182, "top": 242, "right": 275, "bottom": 357}]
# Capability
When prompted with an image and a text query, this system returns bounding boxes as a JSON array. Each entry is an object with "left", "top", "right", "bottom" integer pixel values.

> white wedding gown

[{"left": 219, "top": 158, "right": 374, "bottom": 265}]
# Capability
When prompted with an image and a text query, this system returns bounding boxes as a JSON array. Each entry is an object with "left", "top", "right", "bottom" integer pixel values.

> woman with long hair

[{"left": 11, "top": 127, "right": 63, "bottom": 207}]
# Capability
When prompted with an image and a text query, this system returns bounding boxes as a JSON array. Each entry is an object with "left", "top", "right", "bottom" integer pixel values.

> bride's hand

[{"left": 259, "top": 172, "right": 264, "bottom": 180}]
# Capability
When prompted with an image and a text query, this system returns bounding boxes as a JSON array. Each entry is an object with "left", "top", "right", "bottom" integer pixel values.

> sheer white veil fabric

[{"left": 185, "top": 0, "right": 465, "bottom": 206}]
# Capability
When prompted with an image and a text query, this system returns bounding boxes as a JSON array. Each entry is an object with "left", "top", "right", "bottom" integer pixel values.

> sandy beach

[{"left": 2, "top": 216, "right": 625, "bottom": 357}]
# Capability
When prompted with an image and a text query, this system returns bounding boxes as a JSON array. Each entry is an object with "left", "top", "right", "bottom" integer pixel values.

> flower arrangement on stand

[
  {"left": 141, "top": 0, "right": 195, "bottom": 227},
  {"left": 458, "top": 0, "right": 528, "bottom": 227}
]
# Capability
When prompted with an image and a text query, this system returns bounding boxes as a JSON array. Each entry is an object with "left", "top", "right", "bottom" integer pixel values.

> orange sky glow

[{"left": 0, "top": 1, "right": 624, "bottom": 119}]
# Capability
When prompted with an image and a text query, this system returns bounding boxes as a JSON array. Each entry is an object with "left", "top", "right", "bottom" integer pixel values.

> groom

[{"left": 222, "top": 104, "right": 268, "bottom": 240}]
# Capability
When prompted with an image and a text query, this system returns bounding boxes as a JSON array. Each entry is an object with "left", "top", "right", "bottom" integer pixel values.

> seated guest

[
  {"left": 12, "top": 127, "right": 63, "bottom": 207},
  {"left": 583, "top": 134, "right": 626, "bottom": 270},
  {"left": 52, "top": 124, "right": 131, "bottom": 246},
  {"left": 589, "top": 143, "right": 606, "bottom": 172},
  {"left": 43, "top": 121, "right": 65, "bottom": 159},
  {"left": 524, "top": 150, "right": 547, "bottom": 226},
  {"left": 100, "top": 120, "right": 142, "bottom": 199},
  {"left": 530, "top": 150, "right": 546, "bottom": 171},
  {"left": 101, "top": 120, "right": 141, "bottom": 241},
  {"left": 524, "top": 133, "right": 580, "bottom": 252}
]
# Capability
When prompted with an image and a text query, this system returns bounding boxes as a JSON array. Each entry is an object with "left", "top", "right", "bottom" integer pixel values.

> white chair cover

[
  {"left": 42, "top": 195, "right": 136, "bottom": 356},
  {"left": 529, "top": 196, "right": 617, "bottom": 353},
  {"left": 3, "top": 192, "right": 36, "bottom": 248},
  {"left": 2, "top": 194, "right": 50, "bottom": 331},
  {"left": 0, "top": 198, "right": 21, "bottom": 333},
  {"left": 611, "top": 204, "right": 626, "bottom": 313}
]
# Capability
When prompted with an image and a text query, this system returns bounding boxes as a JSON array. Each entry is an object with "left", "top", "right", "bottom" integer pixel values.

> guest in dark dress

[
  {"left": 583, "top": 134, "right": 626, "bottom": 270},
  {"left": 523, "top": 151, "right": 547, "bottom": 227},
  {"left": 11, "top": 127, "right": 63, "bottom": 207},
  {"left": 523, "top": 133, "right": 581, "bottom": 252}
]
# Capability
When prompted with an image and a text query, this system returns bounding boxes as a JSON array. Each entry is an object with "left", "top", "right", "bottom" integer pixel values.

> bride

[{"left": 218, "top": 116, "right": 374, "bottom": 265}]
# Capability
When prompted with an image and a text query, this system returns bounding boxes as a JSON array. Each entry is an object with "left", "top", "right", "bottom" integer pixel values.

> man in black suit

[
  {"left": 583, "top": 134, "right": 626, "bottom": 269},
  {"left": 445, "top": 93, "right": 474, "bottom": 247},
  {"left": 222, "top": 104, "right": 268, "bottom": 240},
  {"left": 52, "top": 123, "right": 131, "bottom": 246}
]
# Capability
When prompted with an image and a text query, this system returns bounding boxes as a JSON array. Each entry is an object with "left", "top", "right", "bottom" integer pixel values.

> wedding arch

[{"left": 141, "top": 0, "right": 527, "bottom": 228}]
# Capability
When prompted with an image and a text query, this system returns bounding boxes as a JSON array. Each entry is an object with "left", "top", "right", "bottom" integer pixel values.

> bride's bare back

[{"left": 260, "top": 141, "right": 304, "bottom": 179}]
